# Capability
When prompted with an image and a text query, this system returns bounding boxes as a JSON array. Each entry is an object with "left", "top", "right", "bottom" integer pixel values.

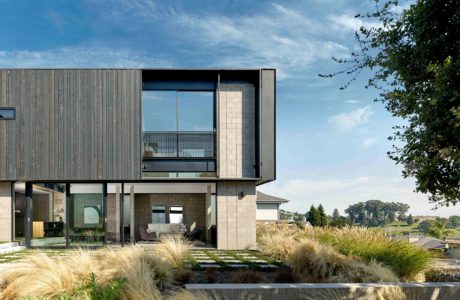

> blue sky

[{"left": 0, "top": 0, "right": 452, "bottom": 216}]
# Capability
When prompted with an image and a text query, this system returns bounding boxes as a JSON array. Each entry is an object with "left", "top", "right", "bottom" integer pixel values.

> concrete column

[
  {"left": 217, "top": 181, "right": 256, "bottom": 250},
  {"left": 0, "top": 182, "right": 13, "bottom": 242}
]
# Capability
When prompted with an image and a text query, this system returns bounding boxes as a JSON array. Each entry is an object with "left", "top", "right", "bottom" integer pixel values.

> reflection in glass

[
  {"left": 69, "top": 184, "right": 104, "bottom": 246},
  {"left": 152, "top": 205, "right": 166, "bottom": 223},
  {"left": 30, "top": 183, "right": 66, "bottom": 247}
]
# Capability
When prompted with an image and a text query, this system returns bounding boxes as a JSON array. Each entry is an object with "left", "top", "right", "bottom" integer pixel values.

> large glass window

[
  {"left": 30, "top": 183, "right": 66, "bottom": 247},
  {"left": 152, "top": 205, "right": 166, "bottom": 223},
  {"left": 142, "top": 91, "right": 215, "bottom": 158},
  {"left": 169, "top": 206, "right": 183, "bottom": 224},
  {"left": 69, "top": 184, "right": 104, "bottom": 246}
]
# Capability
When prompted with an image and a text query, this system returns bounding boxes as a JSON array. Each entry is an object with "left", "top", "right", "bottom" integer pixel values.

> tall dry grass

[
  {"left": 1, "top": 247, "right": 165, "bottom": 300},
  {"left": 0, "top": 235, "right": 193, "bottom": 300},
  {"left": 287, "top": 239, "right": 398, "bottom": 283},
  {"left": 156, "top": 235, "right": 194, "bottom": 268},
  {"left": 257, "top": 223, "right": 432, "bottom": 281},
  {"left": 302, "top": 226, "right": 432, "bottom": 280}
]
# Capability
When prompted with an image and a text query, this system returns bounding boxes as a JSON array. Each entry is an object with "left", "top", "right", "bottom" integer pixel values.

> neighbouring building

[
  {"left": 0, "top": 68, "right": 276, "bottom": 250},
  {"left": 256, "top": 191, "right": 288, "bottom": 221}
]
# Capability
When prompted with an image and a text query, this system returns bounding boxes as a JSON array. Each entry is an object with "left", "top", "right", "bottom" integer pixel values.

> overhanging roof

[{"left": 256, "top": 191, "right": 289, "bottom": 204}]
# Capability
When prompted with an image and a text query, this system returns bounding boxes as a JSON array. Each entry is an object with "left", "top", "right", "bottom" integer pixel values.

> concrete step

[
  {"left": 0, "top": 245, "right": 26, "bottom": 255},
  {"left": 0, "top": 242, "right": 19, "bottom": 249}
]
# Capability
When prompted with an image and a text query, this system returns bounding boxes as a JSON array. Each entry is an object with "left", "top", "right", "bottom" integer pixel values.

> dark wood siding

[{"left": 0, "top": 69, "right": 142, "bottom": 181}]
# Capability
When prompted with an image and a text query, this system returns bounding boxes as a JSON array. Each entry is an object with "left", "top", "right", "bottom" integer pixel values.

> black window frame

[{"left": 0, "top": 107, "right": 16, "bottom": 120}]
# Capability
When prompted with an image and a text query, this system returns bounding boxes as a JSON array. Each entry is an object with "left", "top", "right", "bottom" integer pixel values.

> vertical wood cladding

[{"left": 0, "top": 69, "right": 142, "bottom": 181}]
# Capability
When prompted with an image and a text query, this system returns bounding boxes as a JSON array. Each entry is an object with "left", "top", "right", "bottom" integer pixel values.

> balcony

[{"left": 143, "top": 131, "right": 215, "bottom": 159}]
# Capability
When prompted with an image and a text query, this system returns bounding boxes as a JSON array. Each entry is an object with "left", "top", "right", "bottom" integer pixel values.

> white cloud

[
  {"left": 328, "top": 106, "right": 373, "bottom": 131},
  {"left": 140, "top": 3, "right": 350, "bottom": 79},
  {"left": 345, "top": 99, "right": 360, "bottom": 104},
  {"left": 362, "top": 137, "right": 378, "bottom": 148},
  {"left": 0, "top": 47, "right": 173, "bottom": 68},
  {"left": 329, "top": 14, "right": 381, "bottom": 33}
]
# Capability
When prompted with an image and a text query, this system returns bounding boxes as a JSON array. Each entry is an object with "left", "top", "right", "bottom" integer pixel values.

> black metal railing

[{"left": 143, "top": 131, "right": 215, "bottom": 158}]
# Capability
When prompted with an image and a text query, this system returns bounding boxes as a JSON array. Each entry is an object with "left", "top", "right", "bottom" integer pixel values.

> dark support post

[
  {"left": 103, "top": 183, "right": 108, "bottom": 245},
  {"left": 25, "top": 182, "right": 32, "bottom": 248},
  {"left": 65, "top": 183, "right": 70, "bottom": 248},
  {"left": 120, "top": 183, "right": 124, "bottom": 247}
]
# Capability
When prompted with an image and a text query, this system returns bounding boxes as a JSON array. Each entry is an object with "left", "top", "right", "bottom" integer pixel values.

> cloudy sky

[{"left": 0, "top": 0, "right": 452, "bottom": 216}]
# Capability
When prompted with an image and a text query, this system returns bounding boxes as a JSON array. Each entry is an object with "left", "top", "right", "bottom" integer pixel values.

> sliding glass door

[
  {"left": 69, "top": 184, "right": 105, "bottom": 247},
  {"left": 30, "top": 183, "right": 66, "bottom": 247}
]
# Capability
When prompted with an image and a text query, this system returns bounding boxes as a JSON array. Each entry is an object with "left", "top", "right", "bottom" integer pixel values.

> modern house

[
  {"left": 0, "top": 68, "right": 276, "bottom": 250},
  {"left": 256, "top": 191, "right": 288, "bottom": 221}
]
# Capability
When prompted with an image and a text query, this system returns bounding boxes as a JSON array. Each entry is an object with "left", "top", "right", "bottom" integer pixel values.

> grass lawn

[
  {"left": 0, "top": 248, "right": 281, "bottom": 272},
  {"left": 0, "top": 249, "right": 77, "bottom": 264},
  {"left": 382, "top": 221, "right": 460, "bottom": 236}
]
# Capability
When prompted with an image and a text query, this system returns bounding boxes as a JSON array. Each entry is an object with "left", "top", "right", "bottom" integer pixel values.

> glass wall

[
  {"left": 142, "top": 91, "right": 215, "bottom": 159},
  {"left": 30, "top": 183, "right": 66, "bottom": 247},
  {"left": 69, "top": 184, "right": 105, "bottom": 246}
]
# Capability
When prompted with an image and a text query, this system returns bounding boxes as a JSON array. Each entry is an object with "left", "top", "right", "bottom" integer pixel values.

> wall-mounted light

[{"left": 239, "top": 191, "right": 245, "bottom": 199}]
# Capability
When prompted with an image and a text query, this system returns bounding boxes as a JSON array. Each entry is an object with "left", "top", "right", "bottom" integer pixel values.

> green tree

[
  {"left": 307, "top": 205, "right": 320, "bottom": 226},
  {"left": 427, "top": 219, "right": 454, "bottom": 239},
  {"left": 332, "top": 208, "right": 340, "bottom": 221},
  {"left": 317, "top": 204, "right": 328, "bottom": 226},
  {"left": 322, "top": 0, "right": 460, "bottom": 207},
  {"left": 407, "top": 214, "right": 414, "bottom": 225},
  {"left": 417, "top": 220, "right": 432, "bottom": 234},
  {"left": 447, "top": 216, "right": 460, "bottom": 229}
]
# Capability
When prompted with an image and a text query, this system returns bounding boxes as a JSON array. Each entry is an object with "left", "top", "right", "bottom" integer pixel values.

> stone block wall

[
  {"left": 218, "top": 84, "right": 256, "bottom": 178},
  {"left": 0, "top": 182, "right": 12, "bottom": 242},
  {"left": 217, "top": 181, "right": 256, "bottom": 250}
]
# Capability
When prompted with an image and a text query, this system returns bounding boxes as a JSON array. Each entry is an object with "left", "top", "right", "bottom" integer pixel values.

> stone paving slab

[
  {"left": 199, "top": 264, "right": 221, "bottom": 268},
  {"left": 227, "top": 264, "right": 248, "bottom": 268},
  {"left": 221, "top": 259, "right": 242, "bottom": 263},
  {"left": 195, "top": 260, "right": 216, "bottom": 263},
  {"left": 258, "top": 264, "right": 278, "bottom": 269},
  {"left": 247, "top": 260, "right": 269, "bottom": 263}
]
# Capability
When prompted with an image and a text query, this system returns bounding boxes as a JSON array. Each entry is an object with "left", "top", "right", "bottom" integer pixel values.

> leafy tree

[
  {"left": 332, "top": 208, "right": 340, "bottom": 221},
  {"left": 427, "top": 219, "right": 454, "bottom": 239},
  {"left": 345, "top": 200, "right": 410, "bottom": 227},
  {"left": 407, "top": 214, "right": 414, "bottom": 225},
  {"left": 307, "top": 205, "right": 320, "bottom": 226},
  {"left": 318, "top": 204, "right": 328, "bottom": 226},
  {"left": 321, "top": 0, "right": 460, "bottom": 207},
  {"left": 417, "top": 220, "right": 432, "bottom": 234},
  {"left": 447, "top": 216, "right": 460, "bottom": 229}
]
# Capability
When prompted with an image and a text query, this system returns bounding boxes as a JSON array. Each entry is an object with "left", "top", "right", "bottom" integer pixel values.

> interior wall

[
  {"left": 70, "top": 194, "right": 103, "bottom": 229},
  {"left": 134, "top": 193, "right": 206, "bottom": 240}
]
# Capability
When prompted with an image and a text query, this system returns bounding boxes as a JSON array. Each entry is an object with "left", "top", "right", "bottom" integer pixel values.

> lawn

[
  {"left": 382, "top": 221, "right": 460, "bottom": 236},
  {"left": 0, "top": 249, "right": 77, "bottom": 264}
]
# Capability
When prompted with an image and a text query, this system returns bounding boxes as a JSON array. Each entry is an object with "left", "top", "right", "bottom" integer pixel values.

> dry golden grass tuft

[
  {"left": 287, "top": 239, "right": 398, "bottom": 283},
  {"left": 0, "top": 236, "right": 195, "bottom": 300},
  {"left": 156, "top": 234, "right": 194, "bottom": 268},
  {"left": 257, "top": 223, "right": 432, "bottom": 281}
]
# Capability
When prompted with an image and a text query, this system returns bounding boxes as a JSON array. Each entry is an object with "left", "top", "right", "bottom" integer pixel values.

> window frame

[
  {"left": 169, "top": 205, "right": 184, "bottom": 224},
  {"left": 0, "top": 107, "right": 16, "bottom": 120}
]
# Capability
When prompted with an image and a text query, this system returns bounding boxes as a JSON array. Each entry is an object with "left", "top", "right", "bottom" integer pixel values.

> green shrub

[
  {"left": 307, "top": 227, "right": 432, "bottom": 279},
  {"left": 79, "top": 273, "right": 127, "bottom": 300}
]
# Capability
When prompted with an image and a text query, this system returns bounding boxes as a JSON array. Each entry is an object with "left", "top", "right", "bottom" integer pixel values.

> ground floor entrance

[{"left": 0, "top": 181, "right": 256, "bottom": 250}]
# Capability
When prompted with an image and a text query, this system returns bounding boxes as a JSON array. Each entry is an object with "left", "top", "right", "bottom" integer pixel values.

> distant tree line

[{"left": 345, "top": 200, "right": 410, "bottom": 227}]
